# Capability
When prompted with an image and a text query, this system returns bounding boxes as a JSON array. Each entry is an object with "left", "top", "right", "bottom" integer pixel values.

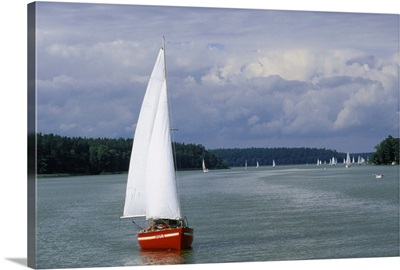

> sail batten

[{"left": 122, "top": 48, "right": 181, "bottom": 220}]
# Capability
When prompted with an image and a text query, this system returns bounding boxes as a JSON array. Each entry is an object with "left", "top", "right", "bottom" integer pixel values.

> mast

[{"left": 163, "top": 36, "right": 167, "bottom": 80}]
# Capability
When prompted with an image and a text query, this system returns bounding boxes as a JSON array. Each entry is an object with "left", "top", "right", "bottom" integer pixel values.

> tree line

[
  {"left": 210, "top": 147, "right": 370, "bottom": 167},
  {"left": 36, "top": 133, "right": 228, "bottom": 175},
  {"left": 35, "top": 133, "right": 397, "bottom": 175},
  {"left": 210, "top": 136, "right": 399, "bottom": 167},
  {"left": 370, "top": 135, "right": 399, "bottom": 165}
]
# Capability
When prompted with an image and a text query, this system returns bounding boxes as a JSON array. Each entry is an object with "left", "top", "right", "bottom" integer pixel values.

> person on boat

[
  {"left": 142, "top": 221, "right": 156, "bottom": 232},
  {"left": 156, "top": 223, "right": 169, "bottom": 230}
]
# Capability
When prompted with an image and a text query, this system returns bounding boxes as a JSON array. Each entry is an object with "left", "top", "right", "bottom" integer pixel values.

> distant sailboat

[
  {"left": 245, "top": 160, "right": 248, "bottom": 170},
  {"left": 357, "top": 156, "right": 365, "bottom": 165},
  {"left": 272, "top": 160, "right": 276, "bottom": 168},
  {"left": 345, "top": 152, "right": 351, "bottom": 168},
  {"left": 202, "top": 158, "right": 209, "bottom": 173},
  {"left": 256, "top": 161, "right": 259, "bottom": 168},
  {"left": 121, "top": 38, "right": 193, "bottom": 250}
]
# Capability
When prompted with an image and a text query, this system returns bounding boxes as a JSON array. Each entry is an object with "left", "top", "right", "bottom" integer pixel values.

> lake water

[{"left": 36, "top": 164, "right": 399, "bottom": 269}]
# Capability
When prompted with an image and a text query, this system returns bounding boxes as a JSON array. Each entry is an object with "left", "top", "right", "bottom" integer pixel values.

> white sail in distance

[
  {"left": 345, "top": 152, "right": 352, "bottom": 167},
  {"left": 202, "top": 159, "right": 209, "bottom": 172}
]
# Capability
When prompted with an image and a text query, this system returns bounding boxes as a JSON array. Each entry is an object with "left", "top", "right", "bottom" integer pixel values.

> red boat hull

[{"left": 137, "top": 227, "right": 194, "bottom": 250}]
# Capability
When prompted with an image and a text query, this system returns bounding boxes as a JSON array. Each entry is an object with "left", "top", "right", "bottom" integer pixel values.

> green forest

[
  {"left": 370, "top": 135, "right": 399, "bottom": 165},
  {"left": 210, "top": 147, "right": 370, "bottom": 167},
  {"left": 36, "top": 133, "right": 228, "bottom": 175},
  {"left": 35, "top": 133, "right": 397, "bottom": 176}
]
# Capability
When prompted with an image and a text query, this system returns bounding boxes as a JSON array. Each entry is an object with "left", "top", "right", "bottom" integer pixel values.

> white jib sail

[{"left": 122, "top": 48, "right": 181, "bottom": 220}]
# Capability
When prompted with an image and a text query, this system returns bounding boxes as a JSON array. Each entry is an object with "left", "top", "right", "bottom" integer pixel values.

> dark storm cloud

[{"left": 35, "top": 2, "right": 399, "bottom": 152}]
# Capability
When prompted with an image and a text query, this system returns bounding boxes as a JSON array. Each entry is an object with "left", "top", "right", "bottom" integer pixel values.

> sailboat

[
  {"left": 202, "top": 158, "right": 209, "bottom": 173},
  {"left": 345, "top": 152, "right": 351, "bottom": 168},
  {"left": 256, "top": 161, "right": 259, "bottom": 168},
  {"left": 272, "top": 160, "right": 276, "bottom": 168},
  {"left": 121, "top": 39, "right": 193, "bottom": 250}
]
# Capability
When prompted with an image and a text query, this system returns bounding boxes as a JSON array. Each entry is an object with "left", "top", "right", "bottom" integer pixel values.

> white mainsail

[
  {"left": 122, "top": 47, "right": 181, "bottom": 220},
  {"left": 272, "top": 160, "right": 276, "bottom": 168}
]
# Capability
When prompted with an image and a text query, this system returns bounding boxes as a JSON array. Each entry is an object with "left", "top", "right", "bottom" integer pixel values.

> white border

[{"left": 0, "top": 1, "right": 399, "bottom": 270}]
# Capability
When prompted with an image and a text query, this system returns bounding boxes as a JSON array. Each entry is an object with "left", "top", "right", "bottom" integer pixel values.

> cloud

[
  {"left": 346, "top": 55, "right": 381, "bottom": 70},
  {"left": 207, "top": 43, "right": 224, "bottom": 51},
  {"left": 34, "top": 3, "right": 399, "bottom": 152},
  {"left": 177, "top": 47, "right": 398, "bottom": 148},
  {"left": 59, "top": 123, "right": 77, "bottom": 132}
]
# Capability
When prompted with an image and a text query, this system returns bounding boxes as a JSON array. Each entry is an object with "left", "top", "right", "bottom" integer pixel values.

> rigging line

[
  {"left": 163, "top": 36, "right": 167, "bottom": 80},
  {"left": 131, "top": 220, "right": 144, "bottom": 231}
]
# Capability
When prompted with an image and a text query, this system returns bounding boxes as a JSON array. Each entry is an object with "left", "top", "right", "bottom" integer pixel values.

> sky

[{"left": 34, "top": 2, "right": 399, "bottom": 153}]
